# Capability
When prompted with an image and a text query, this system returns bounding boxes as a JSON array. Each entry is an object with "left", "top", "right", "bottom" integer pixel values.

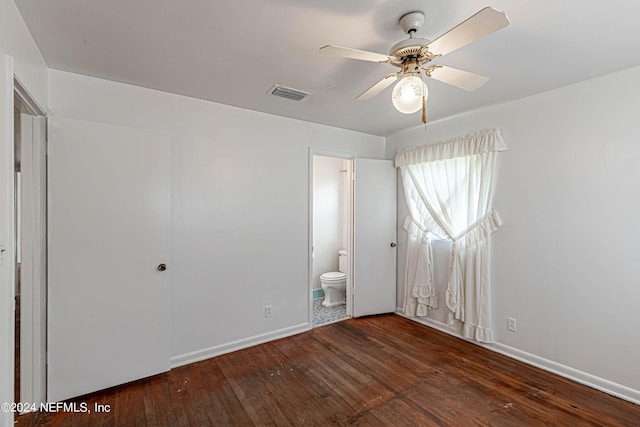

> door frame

[
  {"left": 1, "top": 54, "right": 16, "bottom": 427},
  {"left": 308, "top": 148, "right": 355, "bottom": 326},
  {"left": 15, "top": 77, "right": 48, "bottom": 410},
  {"left": 0, "top": 57, "right": 48, "bottom": 426}
]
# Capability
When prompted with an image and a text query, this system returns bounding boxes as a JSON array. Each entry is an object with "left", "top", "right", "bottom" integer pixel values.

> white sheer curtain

[{"left": 396, "top": 128, "right": 507, "bottom": 343}]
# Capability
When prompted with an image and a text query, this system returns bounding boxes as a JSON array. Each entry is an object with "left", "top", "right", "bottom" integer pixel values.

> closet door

[
  {"left": 48, "top": 117, "right": 171, "bottom": 402},
  {"left": 353, "top": 158, "right": 397, "bottom": 317}
]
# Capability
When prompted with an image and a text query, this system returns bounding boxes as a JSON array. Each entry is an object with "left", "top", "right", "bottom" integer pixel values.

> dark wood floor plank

[{"left": 15, "top": 314, "right": 640, "bottom": 426}]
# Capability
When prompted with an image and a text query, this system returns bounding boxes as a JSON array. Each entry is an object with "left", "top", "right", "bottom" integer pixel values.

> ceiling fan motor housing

[
  {"left": 389, "top": 38, "right": 435, "bottom": 67},
  {"left": 390, "top": 12, "right": 435, "bottom": 66}
]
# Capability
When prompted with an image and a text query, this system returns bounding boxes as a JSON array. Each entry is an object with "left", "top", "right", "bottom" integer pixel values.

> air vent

[{"left": 267, "top": 84, "right": 311, "bottom": 102}]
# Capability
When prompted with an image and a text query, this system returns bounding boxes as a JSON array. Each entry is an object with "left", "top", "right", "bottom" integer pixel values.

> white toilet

[{"left": 320, "top": 250, "right": 347, "bottom": 307}]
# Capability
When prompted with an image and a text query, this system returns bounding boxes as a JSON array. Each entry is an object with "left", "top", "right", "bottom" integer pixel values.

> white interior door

[
  {"left": 48, "top": 117, "right": 171, "bottom": 402},
  {"left": 353, "top": 158, "right": 396, "bottom": 317}
]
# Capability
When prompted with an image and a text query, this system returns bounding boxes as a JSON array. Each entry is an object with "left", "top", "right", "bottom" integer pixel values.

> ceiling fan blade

[
  {"left": 319, "top": 45, "right": 391, "bottom": 63},
  {"left": 427, "top": 66, "right": 489, "bottom": 91},
  {"left": 426, "top": 7, "right": 510, "bottom": 57},
  {"left": 356, "top": 73, "right": 398, "bottom": 101}
]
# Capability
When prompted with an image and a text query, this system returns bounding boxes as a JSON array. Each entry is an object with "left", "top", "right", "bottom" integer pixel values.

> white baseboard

[
  {"left": 395, "top": 312, "right": 640, "bottom": 406},
  {"left": 170, "top": 322, "right": 311, "bottom": 368}
]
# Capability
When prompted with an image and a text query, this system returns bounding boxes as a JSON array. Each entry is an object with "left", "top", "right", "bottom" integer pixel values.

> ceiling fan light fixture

[
  {"left": 391, "top": 75, "right": 427, "bottom": 114},
  {"left": 319, "top": 7, "right": 509, "bottom": 121}
]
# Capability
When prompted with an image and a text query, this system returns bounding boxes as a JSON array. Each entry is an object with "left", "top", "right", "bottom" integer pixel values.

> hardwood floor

[{"left": 16, "top": 314, "right": 640, "bottom": 426}]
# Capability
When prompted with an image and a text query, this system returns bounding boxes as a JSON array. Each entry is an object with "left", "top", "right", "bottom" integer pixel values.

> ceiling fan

[{"left": 319, "top": 7, "right": 510, "bottom": 122}]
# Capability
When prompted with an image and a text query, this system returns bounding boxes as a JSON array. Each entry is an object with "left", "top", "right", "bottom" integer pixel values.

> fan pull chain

[{"left": 421, "top": 93, "right": 427, "bottom": 126}]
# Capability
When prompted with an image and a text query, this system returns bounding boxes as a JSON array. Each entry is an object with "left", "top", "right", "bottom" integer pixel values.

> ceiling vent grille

[{"left": 268, "top": 84, "right": 311, "bottom": 101}]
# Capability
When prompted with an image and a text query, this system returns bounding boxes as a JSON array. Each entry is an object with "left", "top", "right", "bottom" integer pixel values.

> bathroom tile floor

[{"left": 313, "top": 298, "right": 348, "bottom": 327}]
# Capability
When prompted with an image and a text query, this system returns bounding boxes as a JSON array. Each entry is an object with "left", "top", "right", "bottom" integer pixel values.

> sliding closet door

[{"left": 48, "top": 117, "right": 171, "bottom": 402}]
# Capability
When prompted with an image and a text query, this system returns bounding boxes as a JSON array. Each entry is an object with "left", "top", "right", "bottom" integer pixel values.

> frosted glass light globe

[{"left": 391, "top": 76, "right": 427, "bottom": 114}]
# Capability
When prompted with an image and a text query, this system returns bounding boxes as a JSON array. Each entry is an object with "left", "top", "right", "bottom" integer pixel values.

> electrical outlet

[
  {"left": 507, "top": 317, "right": 517, "bottom": 332},
  {"left": 264, "top": 305, "right": 273, "bottom": 318}
]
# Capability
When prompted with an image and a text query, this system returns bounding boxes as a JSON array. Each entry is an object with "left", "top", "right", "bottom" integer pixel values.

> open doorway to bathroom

[{"left": 310, "top": 154, "right": 353, "bottom": 327}]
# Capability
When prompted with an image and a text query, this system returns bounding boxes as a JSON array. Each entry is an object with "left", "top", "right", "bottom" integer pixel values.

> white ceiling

[{"left": 15, "top": 0, "right": 640, "bottom": 136}]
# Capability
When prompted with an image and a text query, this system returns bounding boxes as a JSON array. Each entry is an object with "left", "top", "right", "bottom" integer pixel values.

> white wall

[
  {"left": 386, "top": 65, "right": 640, "bottom": 401},
  {"left": 0, "top": 0, "right": 48, "bottom": 108},
  {"left": 0, "top": 0, "right": 48, "bottom": 422},
  {"left": 48, "top": 69, "right": 385, "bottom": 365},
  {"left": 312, "top": 156, "right": 344, "bottom": 290}
]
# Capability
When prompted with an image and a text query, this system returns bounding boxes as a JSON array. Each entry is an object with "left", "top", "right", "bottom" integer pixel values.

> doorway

[
  {"left": 310, "top": 154, "right": 353, "bottom": 327},
  {"left": 13, "top": 80, "right": 48, "bottom": 410}
]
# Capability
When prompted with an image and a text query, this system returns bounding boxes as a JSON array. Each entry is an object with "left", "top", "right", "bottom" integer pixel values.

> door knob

[
  {"left": 157, "top": 263, "right": 167, "bottom": 271},
  {"left": 390, "top": 243, "right": 397, "bottom": 248}
]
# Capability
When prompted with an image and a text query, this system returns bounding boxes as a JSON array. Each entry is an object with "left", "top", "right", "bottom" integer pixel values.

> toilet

[{"left": 320, "top": 250, "right": 347, "bottom": 307}]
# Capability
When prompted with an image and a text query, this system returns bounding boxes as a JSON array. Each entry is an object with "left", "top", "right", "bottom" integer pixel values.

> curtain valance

[{"left": 394, "top": 128, "right": 507, "bottom": 167}]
